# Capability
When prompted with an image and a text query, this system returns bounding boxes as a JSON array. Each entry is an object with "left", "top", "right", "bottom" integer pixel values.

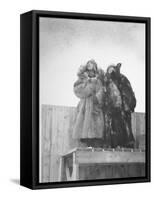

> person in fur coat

[
  {"left": 73, "top": 59, "right": 105, "bottom": 148},
  {"left": 104, "top": 63, "right": 136, "bottom": 148}
]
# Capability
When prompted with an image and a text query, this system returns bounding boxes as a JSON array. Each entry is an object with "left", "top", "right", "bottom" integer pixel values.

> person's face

[
  {"left": 107, "top": 66, "right": 115, "bottom": 74},
  {"left": 107, "top": 66, "right": 117, "bottom": 80},
  {"left": 87, "top": 63, "right": 96, "bottom": 77},
  {"left": 87, "top": 63, "right": 94, "bottom": 71}
]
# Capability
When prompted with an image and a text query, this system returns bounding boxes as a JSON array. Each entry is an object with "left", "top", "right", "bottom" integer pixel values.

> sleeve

[
  {"left": 73, "top": 79, "right": 95, "bottom": 99},
  {"left": 120, "top": 75, "right": 136, "bottom": 112}
]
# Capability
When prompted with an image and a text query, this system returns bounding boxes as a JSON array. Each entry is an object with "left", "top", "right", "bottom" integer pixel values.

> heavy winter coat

[
  {"left": 73, "top": 77, "right": 105, "bottom": 139},
  {"left": 104, "top": 64, "right": 136, "bottom": 148}
]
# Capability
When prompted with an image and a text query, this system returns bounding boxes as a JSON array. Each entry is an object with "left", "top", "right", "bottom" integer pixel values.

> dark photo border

[{"left": 20, "top": 10, "right": 151, "bottom": 189}]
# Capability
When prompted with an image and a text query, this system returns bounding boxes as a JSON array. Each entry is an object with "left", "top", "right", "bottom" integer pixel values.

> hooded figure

[
  {"left": 73, "top": 59, "right": 105, "bottom": 147},
  {"left": 105, "top": 63, "right": 136, "bottom": 148}
]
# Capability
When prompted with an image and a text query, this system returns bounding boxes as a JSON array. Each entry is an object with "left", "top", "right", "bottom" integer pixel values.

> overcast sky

[{"left": 39, "top": 17, "right": 145, "bottom": 112}]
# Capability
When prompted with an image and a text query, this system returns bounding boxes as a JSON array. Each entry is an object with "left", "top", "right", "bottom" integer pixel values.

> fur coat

[{"left": 73, "top": 77, "right": 105, "bottom": 139}]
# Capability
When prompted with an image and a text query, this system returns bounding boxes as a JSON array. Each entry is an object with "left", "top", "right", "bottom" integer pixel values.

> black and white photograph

[
  {"left": 39, "top": 15, "right": 148, "bottom": 183},
  {"left": 0, "top": 0, "right": 153, "bottom": 197}
]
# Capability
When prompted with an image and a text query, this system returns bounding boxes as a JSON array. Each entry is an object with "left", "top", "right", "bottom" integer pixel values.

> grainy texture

[
  {"left": 40, "top": 105, "right": 145, "bottom": 182},
  {"left": 79, "top": 163, "right": 145, "bottom": 180},
  {"left": 60, "top": 148, "right": 145, "bottom": 181},
  {"left": 41, "top": 105, "right": 77, "bottom": 182},
  {"left": 76, "top": 150, "right": 145, "bottom": 163}
]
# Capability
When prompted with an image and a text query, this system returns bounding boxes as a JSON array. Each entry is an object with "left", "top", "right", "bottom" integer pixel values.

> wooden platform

[{"left": 59, "top": 148, "right": 145, "bottom": 181}]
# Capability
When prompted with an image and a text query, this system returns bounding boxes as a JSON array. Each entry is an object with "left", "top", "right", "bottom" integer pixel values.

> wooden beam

[{"left": 76, "top": 151, "right": 145, "bottom": 164}]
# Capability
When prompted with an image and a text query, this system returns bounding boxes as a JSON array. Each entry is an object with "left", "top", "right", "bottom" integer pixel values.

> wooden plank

[
  {"left": 76, "top": 151, "right": 145, "bottom": 164},
  {"left": 78, "top": 163, "right": 145, "bottom": 180},
  {"left": 41, "top": 106, "right": 52, "bottom": 182},
  {"left": 58, "top": 157, "right": 63, "bottom": 181},
  {"left": 50, "top": 106, "right": 59, "bottom": 181}
]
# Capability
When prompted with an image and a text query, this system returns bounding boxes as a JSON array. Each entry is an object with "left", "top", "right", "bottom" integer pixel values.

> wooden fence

[{"left": 40, "top": 104, "right": 145, "bottom": 183}]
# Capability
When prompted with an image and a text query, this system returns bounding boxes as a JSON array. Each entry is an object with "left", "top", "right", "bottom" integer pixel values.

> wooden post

[
  {"left": 58, "top": 157, "right": 64, "bottom": 181},
  {"left": 72, "top": 151, "right": 79, "bottom": 180}
]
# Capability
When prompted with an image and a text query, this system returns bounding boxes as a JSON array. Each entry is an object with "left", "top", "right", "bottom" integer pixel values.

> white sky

[{"left": 39, "top": 17, "right": 145, "bottom": 112}]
